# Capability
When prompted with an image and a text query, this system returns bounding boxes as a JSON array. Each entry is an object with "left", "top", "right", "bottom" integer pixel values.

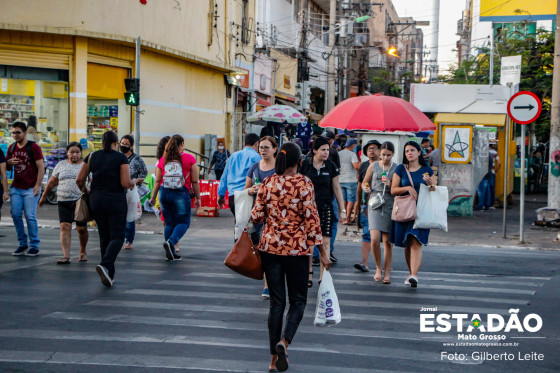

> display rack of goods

[
  {"left": 45, "top": 148, "right": 67, "bottom": 169},
  {"left": 0, "top": 95, "right": 35, "bottom": 123}
]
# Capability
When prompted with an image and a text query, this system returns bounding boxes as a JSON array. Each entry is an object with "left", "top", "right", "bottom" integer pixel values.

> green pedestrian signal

[{"left": 124, "top": 92, "right": 139, "bottom": 106}]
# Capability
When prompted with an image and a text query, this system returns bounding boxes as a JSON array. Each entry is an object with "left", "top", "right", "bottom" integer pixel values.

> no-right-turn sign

[{"left": 507, "top": 91, "right": 542, "bottom": 125}]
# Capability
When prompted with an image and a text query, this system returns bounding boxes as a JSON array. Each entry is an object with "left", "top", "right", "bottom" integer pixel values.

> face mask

[
  {"left": 218, "top": 146, "right": 224, "bottom": 150},
  {"left": 120, "top": 145, "right": 131, "bottom": 153}
]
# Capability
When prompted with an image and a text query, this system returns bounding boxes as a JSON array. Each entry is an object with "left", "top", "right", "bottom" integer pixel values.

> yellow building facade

[{"left": 0, "top": 0, "right": 254, "bottom": 157}]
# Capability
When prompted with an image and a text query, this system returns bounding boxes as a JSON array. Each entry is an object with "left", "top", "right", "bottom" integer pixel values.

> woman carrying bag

[
  {"left": 76, "top": 131, "right": 135, "bottom": 288},
  {"left": 150, "top": 134, "right": 200, "bottom": 262},
  {"left": 251, "top": 143, "right": 331, "bottom": 372},
  {"left": 390, "top": 141, "right": 436, "bottom": 288},
  {"left": 362, "top": 141, "right": 397, "bottom": 284}
]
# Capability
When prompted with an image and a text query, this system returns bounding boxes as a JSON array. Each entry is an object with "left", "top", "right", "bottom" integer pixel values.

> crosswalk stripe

[
  {"left": 0, "top": 349, "right": 403, "bottom": 373},
  {"left": 157, "top": 280, "right": 530, "bottom": 305},
  {"left": 45, "top": 310, "right": 458, "bottom": 344},
  {"left": 182, "top": 272, "right": 538, "bottom": 295}
]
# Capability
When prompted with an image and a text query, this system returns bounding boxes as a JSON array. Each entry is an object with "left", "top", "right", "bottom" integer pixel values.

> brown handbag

[
  {"left": 224, "top": 227, "right": 264, "bottom": 280},
  {"left": 391, "top": 166, "right": 418, "bottom": 223},
  {"left": 74, "top": 155, "right": 91, "bottom": 223}
]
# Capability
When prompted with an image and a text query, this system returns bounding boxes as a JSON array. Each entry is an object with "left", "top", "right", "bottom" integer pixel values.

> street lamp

[{"left": 387, "top": 47, "right": 400, "bottom": 58}]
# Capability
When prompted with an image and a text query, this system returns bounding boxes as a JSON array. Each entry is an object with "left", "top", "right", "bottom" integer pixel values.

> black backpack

[{"left": 6, "top": 140, "right": 37, "bottom": 172}]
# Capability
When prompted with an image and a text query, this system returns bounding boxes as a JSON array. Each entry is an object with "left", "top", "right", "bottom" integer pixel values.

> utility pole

[
  {"left": 327, "top": 0, "right": 337, "bottom": 113},
  {"left": 134, "top": 36, "right": 141, "bottom": 152},
  {"left": 549, "top": 0, "right": 560, "bottom": 208}
]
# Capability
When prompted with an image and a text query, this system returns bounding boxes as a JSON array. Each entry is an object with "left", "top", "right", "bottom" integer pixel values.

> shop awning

[
  {"left": 434, "top": 113, "right": 507, "bottom": 126},
  {"left": 257, "top": 98, "right": 271, "bottom": 107},
  {"left": 307, "top": 111, "right": 323, "bottom": 121},
  {"left": 276, "top": 98, "right": 298, "bottom": 109}
]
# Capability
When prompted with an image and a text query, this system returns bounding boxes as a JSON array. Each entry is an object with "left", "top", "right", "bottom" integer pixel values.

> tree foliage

[{"left": 445, "top": 28, "right": 554, "bottom": 141}]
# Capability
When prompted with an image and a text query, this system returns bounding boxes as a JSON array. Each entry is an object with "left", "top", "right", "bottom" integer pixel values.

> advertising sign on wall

[
  {"left": 480, "top": 0, "right": 556, "bottom": 22},
  {"left": 442, "top": 125, "right": 473, "bottom": 164}
]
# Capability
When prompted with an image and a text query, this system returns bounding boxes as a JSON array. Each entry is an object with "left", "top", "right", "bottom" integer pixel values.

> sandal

[
  {"left": 382, "top": 278, "right": 391, "bottom": 284},
  {"left": 308, "top": 271, "right": 313, "bottom": 288},
  {"left": 78, "top": 254, "right": 88, "bottom": 262},
  {"left": 354, "top": 263, "right": 369, "bottom": 272},
  {"left": 57, "top": 257, "right": 70, "bottom": 265}
]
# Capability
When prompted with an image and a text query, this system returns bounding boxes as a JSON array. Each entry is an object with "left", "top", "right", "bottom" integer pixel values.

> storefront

[
  {"left": 0, "top": 65, "right": 69, "bottom": 156},
  {"left": 86, "top": 62, "right": 130, "bottom": 151}
]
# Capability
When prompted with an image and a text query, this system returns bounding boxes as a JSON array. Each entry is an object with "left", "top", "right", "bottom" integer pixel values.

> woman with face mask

[
  {"left": 119, "top": 134, "right": 148, "bottom": 250},
  {"left": 39, "top": 142, "right": 89, "bottom": 264},
  {"left": 209, "top": 140, "right": 230, "bottom": 180}
]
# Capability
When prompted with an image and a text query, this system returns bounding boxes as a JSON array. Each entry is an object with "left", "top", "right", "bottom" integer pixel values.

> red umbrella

[{"left": 319, "top": 95, "right": 436, "bottom": 132}]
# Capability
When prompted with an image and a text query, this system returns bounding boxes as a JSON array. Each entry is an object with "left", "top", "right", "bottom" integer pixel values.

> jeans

[
  {"left": 313, "top": 197, "right": 338, "bottom": 258},
  {"left": 360, "top": 205, "right": 370, "bottom": 242},
  {"left": 160, "top": 186, "right": 191, "bottom": 246},
  {"left": 261, "top": 252, "right": 309, "bottom": 355},
  {"left": 477, "top": 173, "right": 495, "bottom": 210},
  {"left": 125, "top": 221, "right": 135, "bottom": 244},
  {"left": 90, "top": 191, "right": 127, "bottom": 279},
  {"left": 340, "top": 182, "right": 357, "bottom": 202},
  {"left": 10, "top": 187, "right": 40, "bottom": 249}
]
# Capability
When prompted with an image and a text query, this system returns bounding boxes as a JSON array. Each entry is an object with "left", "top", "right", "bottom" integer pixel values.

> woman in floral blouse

[{"left": 251, "top": 142, "right": 331, "bottom": 372}]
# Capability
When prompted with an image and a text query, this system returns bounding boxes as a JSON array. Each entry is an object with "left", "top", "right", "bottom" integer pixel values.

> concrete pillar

[{"left": 69, "top": 37, "right": 88, "bottom": 142}]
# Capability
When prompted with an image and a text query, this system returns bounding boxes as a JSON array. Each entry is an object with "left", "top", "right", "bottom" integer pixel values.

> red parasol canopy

[{"left": 319, "top": 95, "right": 436, "bottom": 132}]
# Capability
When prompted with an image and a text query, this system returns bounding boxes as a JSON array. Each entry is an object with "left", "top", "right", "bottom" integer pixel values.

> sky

[{"left": 391, "top": 0, "right": 467, "bottom": 75}]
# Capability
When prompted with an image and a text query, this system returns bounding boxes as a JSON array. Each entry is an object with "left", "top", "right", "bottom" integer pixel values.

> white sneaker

[
  {"left": 404, "top": 277, "right": 411, "bottom": 286},
  {"left": 409, "top": 276, "right": 418, "bottom": 288}
]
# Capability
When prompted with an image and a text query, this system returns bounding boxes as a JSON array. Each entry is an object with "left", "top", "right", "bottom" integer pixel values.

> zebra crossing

[{"left": 0, "top": 229, "right": 553, "bottom": 372}]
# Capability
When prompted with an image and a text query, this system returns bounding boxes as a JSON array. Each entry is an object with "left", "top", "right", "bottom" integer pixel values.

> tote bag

[
  {"left": 391, "top": 166, "right": 417, "bottom": 223},
  {"left": 224, "top": 228, "right": 264, "bottom": 280},
  {"left": 74, "top": 156, "right": 91, "bottom": 223},
  {"left": 413, "top": 184, "right": 449, "bottom": 231}
]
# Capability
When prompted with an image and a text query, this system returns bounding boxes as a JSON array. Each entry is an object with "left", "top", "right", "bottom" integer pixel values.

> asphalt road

[{"left": 0, "top": 225, "right": 558, "bottom": 373}]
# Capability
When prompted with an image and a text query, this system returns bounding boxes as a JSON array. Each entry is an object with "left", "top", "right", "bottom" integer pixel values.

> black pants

[
  {"left": 215, "top": 169, "right": 224, "bottom": 181},
  {"left": 261, "top": 252, "right": 309, "bottom": 355},
  {"left": 89, "top": 191, "right": 127, "bottom": 279},
  {"left": 228, "top": 195, "right": 235, "bottom": 217}
]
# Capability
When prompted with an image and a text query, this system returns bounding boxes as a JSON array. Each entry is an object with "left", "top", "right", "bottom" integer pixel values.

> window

[
  {"left": 241, "top": 0, "right": 252, "bottom": 45},
  {"left": 493, "top": 22, "right": 537, "bottom": 41}
]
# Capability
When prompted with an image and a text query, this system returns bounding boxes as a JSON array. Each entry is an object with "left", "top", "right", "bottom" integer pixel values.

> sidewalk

[{"left": 1, "top": 193, "right": 558, "bottom": 250}]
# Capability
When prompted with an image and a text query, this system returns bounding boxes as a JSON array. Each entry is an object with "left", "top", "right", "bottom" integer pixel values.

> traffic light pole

[{"left": 134, "top": 36, "right": 141, "bottom": 153}]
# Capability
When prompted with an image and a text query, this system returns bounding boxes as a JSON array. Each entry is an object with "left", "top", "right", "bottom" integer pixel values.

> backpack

[
  {"left": 6, "top": 140, "right": 37, "bottom": 172},
  {"left": 162, "top": 160, "right": 185, "bottom": 189}
]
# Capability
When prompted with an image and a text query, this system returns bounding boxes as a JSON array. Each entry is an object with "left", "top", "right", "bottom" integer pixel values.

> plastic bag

[
  {"left": 413, "top": 184, "right": 449, "bottom": 232},
  {"left": 234, "top": 189, "right": 254, "bottom": 240},
  {"left": 126, "top": 186, "right": 142, "bottom": 222},
  {"left": 314, "top": 270, "right": 341, "bottom": 327}
]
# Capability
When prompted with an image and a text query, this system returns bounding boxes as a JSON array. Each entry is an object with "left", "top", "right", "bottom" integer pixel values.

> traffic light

[
  {"left": 303, "top": 81, "right": 312, "bottom": 110},
  {"left": 295, "top": 82, "right": 303, "bottom": 108},
  {"left": 124, "top": 78, "right": 140, "bottom": 106}
]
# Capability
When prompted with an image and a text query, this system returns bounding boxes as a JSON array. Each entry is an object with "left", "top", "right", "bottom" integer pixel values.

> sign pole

[
  {"left": 503, "top": 83, "right": 512, "bottom": 238},
  {"left": 134, "top": 36, "right": 141, "bottom": 153},
  {"left": 520, "top": 123, "right": 526, "bottom": 243}
]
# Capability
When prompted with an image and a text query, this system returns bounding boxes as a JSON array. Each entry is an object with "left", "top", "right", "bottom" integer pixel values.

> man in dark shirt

[
  {"left": 7, "top": 121, "right": 45, "bottom": 256},
  {"left": 354, "top": 140, "right": 380, "bottom": 271}
]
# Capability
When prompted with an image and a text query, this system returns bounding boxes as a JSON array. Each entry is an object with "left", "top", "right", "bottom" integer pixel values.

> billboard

[{"left": 480, "top": 0, "right": 556, "bottom": 22}]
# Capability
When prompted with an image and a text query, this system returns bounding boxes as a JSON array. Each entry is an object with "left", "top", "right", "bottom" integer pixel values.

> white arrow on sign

[{"left": 507, "top": 91, "right": 542, "bottom": 125}]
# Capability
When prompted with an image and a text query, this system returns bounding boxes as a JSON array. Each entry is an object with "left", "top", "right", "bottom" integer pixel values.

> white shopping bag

[
  {"left": 126, "top": 186, "right": 142, "bottom": 222},
  {"left": 234, "top": 189, "right": 254, "bottom": 240},
  {"left": 413, "top": 184, "right": 449, "bottom": 232},
  {"left": 314, "top": 270, "right": 342, "bottom": 327}
]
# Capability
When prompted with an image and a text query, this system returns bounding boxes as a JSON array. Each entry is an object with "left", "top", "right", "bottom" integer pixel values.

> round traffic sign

[{"left": 507, "top": 91, "right": 542, "bottom": 125}]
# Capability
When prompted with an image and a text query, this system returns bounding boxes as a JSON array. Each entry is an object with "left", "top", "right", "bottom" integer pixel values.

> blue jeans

[
  {"left": 361, "top": 205, "right": 370, "bottom": 242},
  {"left": 160, "top": 187, "right": 191, "bottom": 246},
  {"left": 125, "top": 221, "right": 135, "bottom": 244},
  {"left": 10, "top": 187, "right": 40, "bottom": 250},
  {"left": 477, "top": 173, "right": 495, "bottom": 210},
  {"left": 340, "top": 182, "right": 357, "bottom": 202},
  {"left": 314, "top": 197, "right": 338, "bottom": 258}
]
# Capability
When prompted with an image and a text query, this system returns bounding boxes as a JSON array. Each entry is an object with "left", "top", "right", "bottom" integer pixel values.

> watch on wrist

[{"left": 341, "top": 209, "right": 347, "bottom": 213}]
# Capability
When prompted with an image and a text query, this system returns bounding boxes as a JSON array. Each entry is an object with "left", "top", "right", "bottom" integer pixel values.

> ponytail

[
  {"left": 102, "top": 130, "right": 119, "bottom": 152},
  {"left": 275, "top": 143, "right": 301, "bottom": 175},
  {"left": 163, "top": 134, "right": 184, "bottom": 164}
]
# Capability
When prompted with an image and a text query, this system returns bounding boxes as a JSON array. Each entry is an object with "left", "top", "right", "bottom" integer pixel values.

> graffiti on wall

[{"left": 442, "top": 125, "right": 473, "bottom": 164}]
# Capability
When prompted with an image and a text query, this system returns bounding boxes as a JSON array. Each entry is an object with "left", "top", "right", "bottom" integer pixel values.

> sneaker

[
  {"left": 96, "top": 265, "right": 113, "bottom": 287},
  {"left": 163, "top": 241, "right": 175, "bottom": 261},
  {"left": 25, "top": 248, "right": 40, "bottom": 257},
  {"left": 312, "top": 257, "right": 320, "bottom": 266},
  {"left": 404, "top": 277, "right": 411, "bottom": 286},
  {"left": 409, "top": 276, "right": 418, "bottom": 288},
  {"left": 172, "top": 253, "right": 181, "bottom": 261},
  {"left": 261, "top": 288, "right": 270, "bottom": 300},
  {"left": 330, "top": 253, "right": 338, "bottom": 263},
  {"left": 12, "top": 246, "right": 28, "bottom": 256}
]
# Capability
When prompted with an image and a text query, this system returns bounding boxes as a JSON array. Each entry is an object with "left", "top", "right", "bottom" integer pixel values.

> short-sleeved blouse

[
  {"left": 156, "top": 152, "right": 197, "bottom": 191},
  {"left": 52, "top": 160, "right": 83, "bottom": 201},
  {"left": 394, "top": 164, "right": 433, "bottom": 193},
  {"left": 251, "top": 174, "right": 323, "bottom": 256}
]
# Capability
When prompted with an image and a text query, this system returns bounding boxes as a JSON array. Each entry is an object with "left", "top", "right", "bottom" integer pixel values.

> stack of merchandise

[{"left": 45, "top": 148, "right": 67, "bottom": 169}]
